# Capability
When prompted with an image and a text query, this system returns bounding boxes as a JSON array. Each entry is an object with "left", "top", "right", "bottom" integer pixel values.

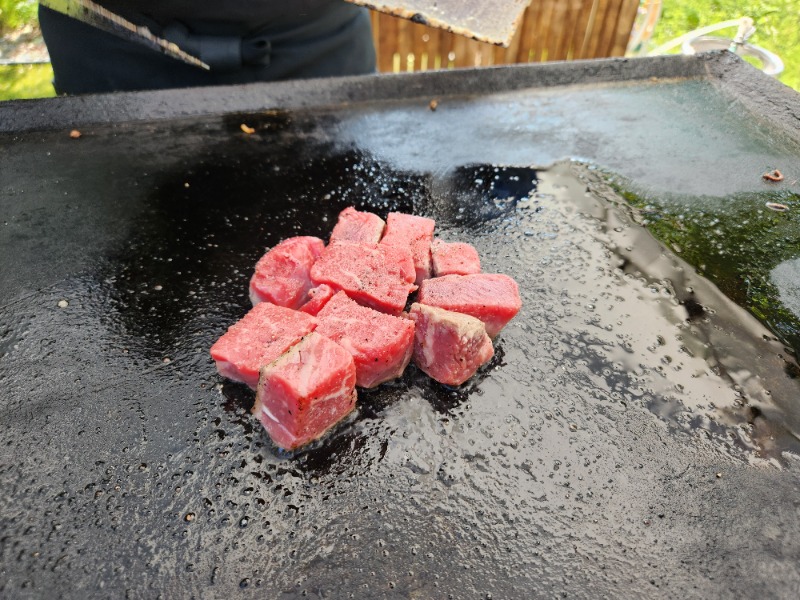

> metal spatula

[
  {"left": 347, "top": 0, "right": 532, "bottom": 46},
  {"left": 39, "top": 0, "right": 210, "bottom": 70}
]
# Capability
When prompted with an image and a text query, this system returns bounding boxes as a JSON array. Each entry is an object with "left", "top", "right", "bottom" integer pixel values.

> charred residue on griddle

[
  {"left": 220, "top": 380, "right": 257, "bottom": 434},
  {"left": 681, "top": 296, "right": 706, "bottom": 320},
  {"left": 294, "top": 426, "right": 376, "bottom": 476},
  {"left": 409, "top": 347, "right": 506, "bottom": 416},
  {"left": 357, "top": 380, "right": 409, "bottom": 418},
  {"left": 749, "top": 405, "right": 763, "bottom": 422},
  {"left": 89, "top": 109, "right": 445, "bottom": 473},
  {"left": 785, "top": 361, "right": 800, "bottom": 379},
  {"left": 100, "top": 112, "right": 426, "bottom": 365},
  {"left": 430, "top": 164, "right": 538, "bottom": 230}
]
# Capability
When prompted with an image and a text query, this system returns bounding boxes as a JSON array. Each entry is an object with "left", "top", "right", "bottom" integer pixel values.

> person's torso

[{"left": 98, "top": 0, "right": 343, "bottom": 29}]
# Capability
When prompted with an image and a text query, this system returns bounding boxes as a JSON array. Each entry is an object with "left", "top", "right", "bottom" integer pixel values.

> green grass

[
  {"left": 0, "top": 63, "right": 55, "bottom": 100},
  {"left": 0, "top": 0, "right": 36, "bottom": 32},
  {"left": 1, "top": 0, "right": 54, "bottom": 99},
  {"left": 650, "top": 0, "right": 800, "bottom": 90}
]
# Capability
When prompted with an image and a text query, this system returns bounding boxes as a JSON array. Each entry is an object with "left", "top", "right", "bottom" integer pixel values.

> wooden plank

[
  {"left": 433, "top": 27, "right": 447, "bottom": 69},
  {"left": 369, "top": 0, "right": 636, "bottom": 72},
  {"left": 395, "top": 15, "right": 410, "bottom": 70},
  {"left": 576, "top": 0, "right": 599, "bottom": 59},
  {"left": 533, "top": 0, "right": 555, "bottom": 62},
  {"left": 407, "top": 20, "right": 431, "bottom": 71},
  {"left": 375, "top": 12, "right": 399, "bottom": 72},
  {"left": 496, "top": 3, "right": 527, "bottom": 64},
  {"left": 598, "top": 0, "right": 624, "bottom": 58},
  {"left": 567, "top": 0, "right": 594, "bottom": 60},
  {"left": 467, "top": 38, "right": 488, "bottom": 67},
  {"left": 515, "top": 1, "right": 541, "bottom": 62},
  {"left": 554, "top": 0, "right": 583, "bottom": 61},
  {"left": 584, "top": 0, "right": 612, "bottom": 59},
  {"left": 423, "top": 22, "right": 442, "bottom": 71},
  {"left": 370, "top": 11, "right": 382, "bottom": 67},
  {"left": 548, "top": 0, "right": 569, "bottom": 61},
  {"left": 608, "top": 0, "right": 640, "bottom": 56},
  {"left": 600, "top": 0, "right": 623, "bottom": 58},
  {"left": 450, "top": 31, "right": 469, "bottom": 68}
]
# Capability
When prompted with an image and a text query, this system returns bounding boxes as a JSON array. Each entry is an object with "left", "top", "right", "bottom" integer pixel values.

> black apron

[{"left": 39, "top": 1, "right": 376, "bottom": 95}]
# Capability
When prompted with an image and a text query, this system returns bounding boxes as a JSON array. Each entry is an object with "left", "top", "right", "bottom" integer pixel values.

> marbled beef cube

[
  {"left": 431, "top": 240, "right": 481, "bottom": 276},
  {"left": 417, "top": 273, "right": 521, "bottom": 338},
  {"left": 299, "top": 284, "right": 336, "bottom": 316},
  {"left": 210, "top": 302, "right": 318, "bottom": 389},
  {"left": 254, "top": 332, "right": 357, "bottom": 450},
  {"left": 329, "top": 206, "right": 385, "bottom": 245},
  {"left": 310, "top": 241, "right": 417, "bottom": 314},
  {"left": 249, "top": 236, "right": 325, "bottom": 309},
  {"left": 316, "top": 291, "right": 415, "bottom": 388},
  {"left": 408, "top": 303, "right": 494, "bottom": 386},
  {"left": 379, "top": 242, "right": 416, "bottom": 285},
  {"left": 380, "top": 212, "right": 435, "bottom": 285}
]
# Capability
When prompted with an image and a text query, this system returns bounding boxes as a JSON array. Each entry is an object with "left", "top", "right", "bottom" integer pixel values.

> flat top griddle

[{"left": 2, "top": 53, "right": 800, "bottom": 599}]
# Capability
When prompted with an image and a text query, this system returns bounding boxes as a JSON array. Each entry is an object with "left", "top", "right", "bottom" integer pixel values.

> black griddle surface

[{"left": 2, "top": 54, "right": 800, "bottom": 598}]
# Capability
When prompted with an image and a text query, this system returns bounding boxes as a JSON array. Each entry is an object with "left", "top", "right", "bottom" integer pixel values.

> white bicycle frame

[{"left": 629, "top": 7, "right": 784, "bottom": 77}]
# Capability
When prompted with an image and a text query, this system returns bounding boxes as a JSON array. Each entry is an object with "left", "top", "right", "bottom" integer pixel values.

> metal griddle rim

[{"left": 1, "top": 52, "right": 798, "bottom": 144}]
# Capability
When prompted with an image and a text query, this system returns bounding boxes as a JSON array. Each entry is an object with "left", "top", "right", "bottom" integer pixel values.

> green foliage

[
  {"left": 0, "top": 0, "right": 37, "bottom": 32},
  {"left": 652, "top": 0, "right": 800, "bottom": 90},
  {"left": 684, "top": 7, "right": 701, "bottom": 30},
  {"left": 0, "top": 64, "right": 55, "bottom": 100}
]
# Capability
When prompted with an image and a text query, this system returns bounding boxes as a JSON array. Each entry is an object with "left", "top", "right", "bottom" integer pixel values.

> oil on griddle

[
  {"left": 3, "top": 93, "right": 800, "bottom": 598},
  {"left": 62, "top": 108, "right": 800, "bottom": 459}
]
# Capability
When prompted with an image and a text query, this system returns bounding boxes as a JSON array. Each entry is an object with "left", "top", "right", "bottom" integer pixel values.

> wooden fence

[{"left": 370, "top": 0, "right": 640, "bottom": 72}]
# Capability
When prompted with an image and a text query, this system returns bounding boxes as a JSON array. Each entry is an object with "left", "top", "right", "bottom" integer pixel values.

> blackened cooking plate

[{"left": 2, "top": 54, "right": 800, "bottom": 599}]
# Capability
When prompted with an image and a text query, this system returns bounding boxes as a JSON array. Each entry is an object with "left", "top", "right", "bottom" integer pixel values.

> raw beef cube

[
  {"left": 310, "top": 241, "right": 417, "bottom": 314},
  {"left": 330, "top": 206, "right": 385, "bottom": 245},
  {"left": 254, "top": 332, "right": 357, "bottom": 450},
  {"left": 299, "top": 284, "right": 336, "bottom": 316},
  {"left": 316, "top": 291, "right": 415, "bottom": 388},
  {"left": 380, "top": 243, "right": 416, "bottom": 285},
  {"left": 417, "top": 273, "right": 521, "bottom": 338},
  {"left": 210, "top": 302, "right": 318, "bottom": 389},
  {"left": 431, "top": 240, "right": 481, "bottom": 276},
  {"left": 380, "top": 212, "right": 435, "bottom": 285},
  {"left": 408, "top": 303, "right": 494, "bottom": 386},
  {"left": 249, "top": 236, "right": 326, "bottom": 309}
]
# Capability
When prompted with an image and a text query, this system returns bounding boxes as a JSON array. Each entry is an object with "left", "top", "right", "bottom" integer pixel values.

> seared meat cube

[
  {"left": 299, "top": 284, "right": 336, "bottom": 316},
  {"left": 431, "top": 240, "right": 481, "bottom": 276},
  {"left": 330, "top": 206, "right": 385, "bottom": 245},
  {"left": 249, "top": 236, "right": 325, "bottom": 309},
  {"left": 317, "top": 291, "right": 415, "bottom": 388},
  {"left": 417, "top": 273, "right": 521, "bottom": 338},
  {"left": 380, "top": 212, "right": 435, "bottom": 285},
  {"left": 310, "top": 241, "right": 417, "bottom": 315},
  {"left": 210, "top": 302, "right": 317, "bottom": 389},
  {"left": 255, "top": 332, "right": 357, "bottom": 450},
  {"left": 408, "top": 303, "right": 494, "bottom": 386}
]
